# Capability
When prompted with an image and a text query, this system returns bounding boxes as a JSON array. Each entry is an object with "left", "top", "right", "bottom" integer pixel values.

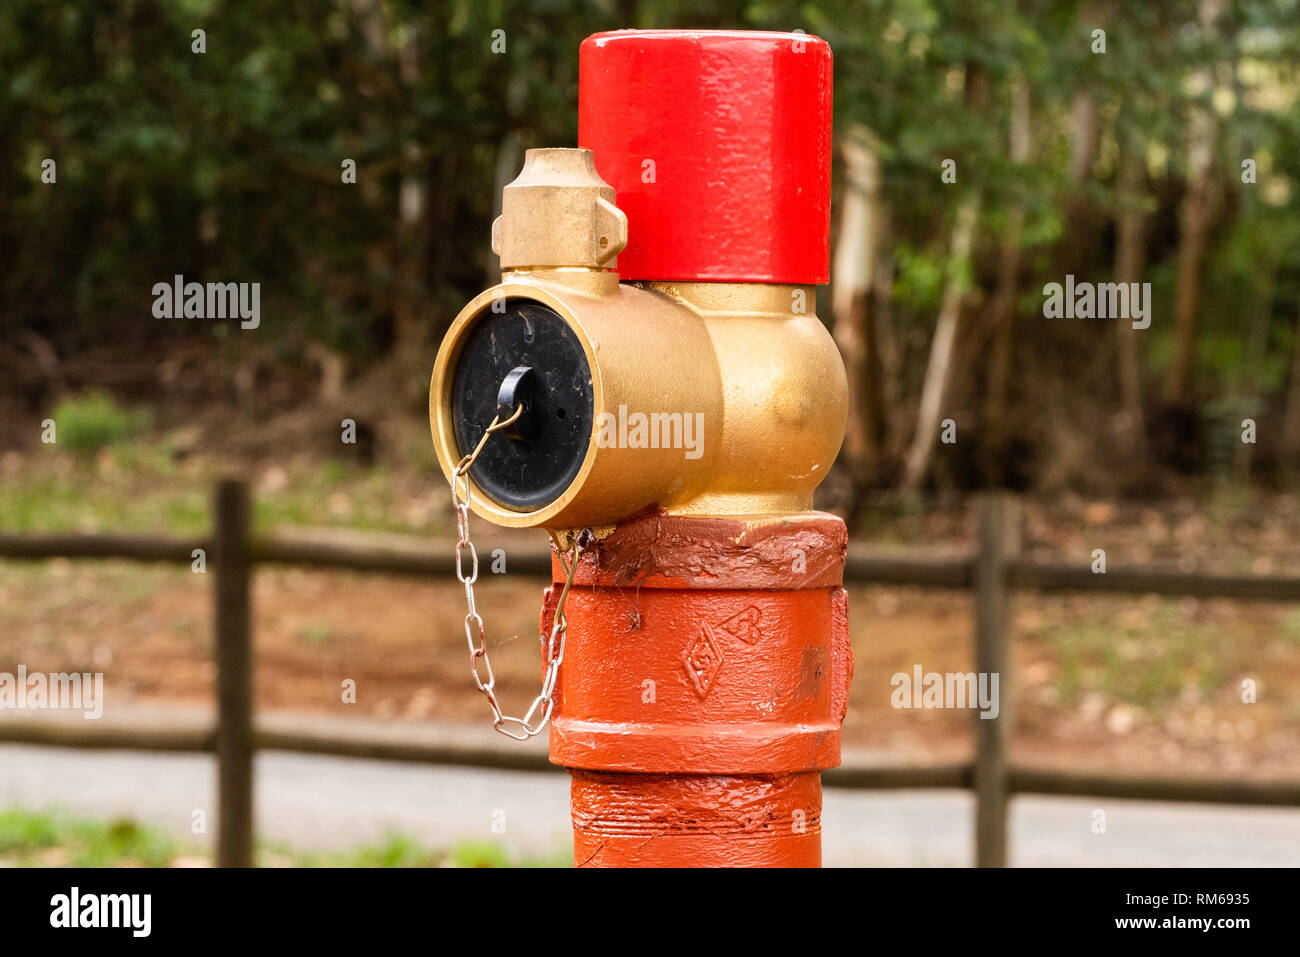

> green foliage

[
  {"left": 283, "top": 833, "right": 570, "bottom": 867},
  {"left": 0, "top": 807, "right": 59, "bottom": 854},
  {"left": 0, "top": 808, "right": 571, "bottom": 867},
  {"left": 49, "top": 391, "right": 137, "bottom": 456},
  {"left": 342, "top": 833, "right": 439, "bottom": 867},
  {"left": 451, "top": 840, "right": 512, "bottom": 868},
  {"left": 1, "top": 0, "right": 638, "bottom": 357},
  {"left": 0, "top": 809, "right": 178, "bottom": 867},
  {"left": 5, "top": 0, "right": 1300, "bottom": 487}
]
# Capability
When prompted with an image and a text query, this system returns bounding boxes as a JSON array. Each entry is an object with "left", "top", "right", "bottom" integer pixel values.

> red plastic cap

[{"left": 579, "top": 30, "right": 833, "bottom": 285}]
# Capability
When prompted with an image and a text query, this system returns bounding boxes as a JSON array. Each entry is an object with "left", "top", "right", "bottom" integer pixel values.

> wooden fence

[{"left": 1, "top": 478, "right": 1298, "bottom": 867}]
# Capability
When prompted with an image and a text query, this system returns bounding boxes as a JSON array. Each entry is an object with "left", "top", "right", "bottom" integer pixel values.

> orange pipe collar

[{"left": 541, "top": 511, "right": 852, "bottom": 867}]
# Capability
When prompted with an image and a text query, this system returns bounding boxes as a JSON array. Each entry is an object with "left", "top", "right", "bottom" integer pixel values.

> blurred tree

[
  {"left": 1165, "top": 0, "right": 1228, "bottom": 406},
  {"left": 3, "top": 0, "right": 1299, "bottom": 497}
]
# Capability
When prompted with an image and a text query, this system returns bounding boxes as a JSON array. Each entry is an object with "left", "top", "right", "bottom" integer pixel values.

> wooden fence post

[
  {"left": 974, "top": 493, "right": 1019, "bottom": 867},
  {"left": 214, "top": 478, "right": 254, "bottom": 867}
]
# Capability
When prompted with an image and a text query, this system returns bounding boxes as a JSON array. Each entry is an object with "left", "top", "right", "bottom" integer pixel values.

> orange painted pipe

[{"left": 541, "top": 512, "right": 852, "bottom": 867}]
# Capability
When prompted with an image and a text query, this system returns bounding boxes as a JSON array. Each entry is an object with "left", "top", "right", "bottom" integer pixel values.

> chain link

[{"left": 451, "top": 406, "right": 582, "bottom": 741}]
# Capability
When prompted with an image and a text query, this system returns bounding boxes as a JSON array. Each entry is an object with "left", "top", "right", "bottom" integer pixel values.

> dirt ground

[
  {"left": 2, "top": 489, "right": 1298, "bottom": 781},
  {"left": 2, "top": 375, "right": 1298, "bottom": 782}
]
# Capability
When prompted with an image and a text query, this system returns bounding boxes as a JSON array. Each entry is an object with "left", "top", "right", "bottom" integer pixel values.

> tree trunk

[
  {"left": 1284, "top": 307, "right": 1300, "bottom": 469},
  {"left": 1067, "top": 89, "right": 1098, "bottom": 184},
  {"left": 873, "top": 212, "right": 901, "bottom": 421},
  {"left": 1054, "top": 88, "right": 1100, "bottom": 279},
  {"left": 831, "top": 125, "right": 887, "bottom": 487},
  {"left": 1114, "top": 135, "right": 1149, "bottom": 459},
  {"left": 392, "top": 27, "right": 429, "bottom": 400},
  {"left": 902, "top": 194, "right": 980, "bottom": 492},
  {"left": 1164, "top": 0, "right": 1225, "bottom": 405},
  {"left": 901, "top": 64, "right": 986, "bottom": 492},
  {"left": 981, "top": 77, "right": 1031, "bottom": 487}
]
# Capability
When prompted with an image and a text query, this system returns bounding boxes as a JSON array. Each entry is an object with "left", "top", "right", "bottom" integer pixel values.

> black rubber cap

[{"left": 451, "top": 299, "right": 594, "bottom": 510}]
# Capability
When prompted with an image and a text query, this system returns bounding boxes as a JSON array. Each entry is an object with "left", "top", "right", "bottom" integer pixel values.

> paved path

[{"left": 2, "top": 744, "right": 1298, "bottom": 866}]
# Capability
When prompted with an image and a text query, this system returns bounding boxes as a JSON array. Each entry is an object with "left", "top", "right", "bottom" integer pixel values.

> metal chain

[{"left": 451, "top": 405, "right": 582, "bottom": 741}]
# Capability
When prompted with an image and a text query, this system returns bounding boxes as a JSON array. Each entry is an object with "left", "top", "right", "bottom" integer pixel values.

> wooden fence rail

[{"left": 1, "top": 479, "right": 1298, "bottom": 867}]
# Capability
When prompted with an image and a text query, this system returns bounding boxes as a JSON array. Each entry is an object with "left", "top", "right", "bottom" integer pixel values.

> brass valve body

[{"left": 430, "top": 148, "right": 847, "bottom": 530}]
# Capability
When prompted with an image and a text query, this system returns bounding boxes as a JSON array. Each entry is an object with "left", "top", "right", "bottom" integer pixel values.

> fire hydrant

[{"left": 430, "top": 29, "right": 850, "bottom": 867}]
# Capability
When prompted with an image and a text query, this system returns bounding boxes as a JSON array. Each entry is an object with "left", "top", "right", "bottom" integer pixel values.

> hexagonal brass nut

[{"left": 491, "top": 148, "right": 628, "bottom": 270}]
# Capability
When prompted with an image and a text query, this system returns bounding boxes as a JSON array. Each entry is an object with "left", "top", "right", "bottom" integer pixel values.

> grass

[
  {"left": 0, "top": 808, "right": 570, "bottom": 868},
  {"left": 291, "top": 836, "right": 569, "bottom": 868},
  {"left": 48, "top": 391, "right": 141, "bottom": 457},
  {"left": 2, "top": 393, "right": 445, "bottom": 537},
  {"left": 0, "top": 469, "right": 210, "bottom": 536},
  {"left": 295, "top": 622, "right": 338, "bottom": 647},
  {"left": 0, "top": 808, "right": 180, "bottom": 867},
  {"left": 1039, "top": 603, "right": 1225, "bottom": 714},
  {"left": 1282, "top": 608, "right": 1300, "bottom": 645},
  {"left": 0, "top": 445, "right": 450, "bottom": 538}
]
